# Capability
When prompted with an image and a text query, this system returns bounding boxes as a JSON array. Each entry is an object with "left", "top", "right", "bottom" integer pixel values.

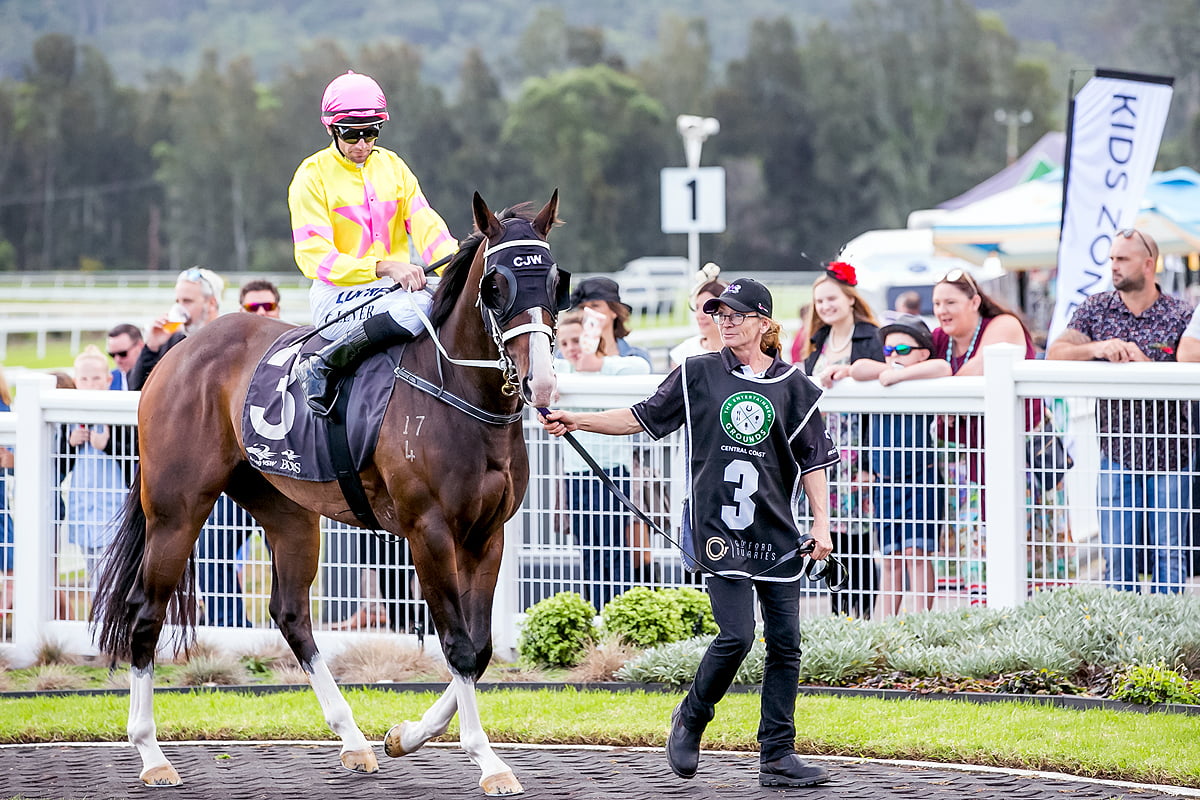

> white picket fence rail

[{"left": 0, "top": 345, "right": 1198, "bottom": 667}]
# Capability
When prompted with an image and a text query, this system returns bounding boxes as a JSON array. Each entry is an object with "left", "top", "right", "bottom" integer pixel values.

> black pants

[{"left": 677, "top": 575, "right": 802, "bottom": 763}]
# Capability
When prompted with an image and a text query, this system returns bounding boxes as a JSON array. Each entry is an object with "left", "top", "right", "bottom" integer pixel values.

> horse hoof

[
  {"left": 481, "top": 770, "right": 524, "bottom": 796},
  {"left": 340, "top": 748, "right": 379, "bottom": 773},
  {"left": 140, "top": 763, "right": 181, "bottom": 786},
  {"left": 384, "top": 722, "right": 416, "bottom": 758}
]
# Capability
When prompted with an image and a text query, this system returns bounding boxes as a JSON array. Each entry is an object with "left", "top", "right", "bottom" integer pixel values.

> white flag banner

[{"left": 1049, "top": 70, "right": 1173, "bottom": 342}]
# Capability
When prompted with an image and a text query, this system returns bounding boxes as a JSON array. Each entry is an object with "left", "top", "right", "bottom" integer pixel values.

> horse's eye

[{"left": 481, "top": 272, "right": 509, "bottom": 310}]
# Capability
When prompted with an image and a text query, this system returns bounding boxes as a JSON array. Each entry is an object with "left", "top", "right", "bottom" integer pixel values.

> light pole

[
  {"left": 676, "top": 115, "right": 720, "bottom": 274},
  {"left": 994, "top": 108, "right": 1033, "bottom": 166}
]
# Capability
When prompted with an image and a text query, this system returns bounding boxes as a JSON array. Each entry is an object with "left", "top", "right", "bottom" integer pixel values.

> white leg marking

[
  {"left": 307, "top": 654, "right": 372, "bottom": 754},
  {"left": 385, "top": 683, "right": 458, "bottom": 756},
  {"left": 453, "top": 676, "right": 521, "bottom": 793},
  {"left": 128, "top": 666, "right": 177, "bottom": 785}
]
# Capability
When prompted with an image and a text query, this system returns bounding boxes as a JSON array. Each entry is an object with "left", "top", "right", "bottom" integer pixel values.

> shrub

[
  {"left": 518, "top": 592, "right": 597, "bottom": 668},
  {"left": 601, "top": 587, "right": 686, "bottom": 648},
  {"left": 664, "top": 588, "right": 717, "bottom": 637},
  {"left": 615, "top": 634, "right": 765, "bottom": 687},
  {"left": 329, "top": 638, "right": 449, "bottom": 683},
  {"left": 174, "top": 654, "right": 251, "bottom": 687},
  {"left": 1111, "top": 664, "right": 1200, "bottom": 706}
]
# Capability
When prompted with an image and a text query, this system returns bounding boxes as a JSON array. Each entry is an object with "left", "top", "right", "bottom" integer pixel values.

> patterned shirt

[
  {"left": 1065, "top": 287, "right": 1195, "bottom": 471},
  {"left": 288, "top": 143, "right": 457, "bottom": 286}
]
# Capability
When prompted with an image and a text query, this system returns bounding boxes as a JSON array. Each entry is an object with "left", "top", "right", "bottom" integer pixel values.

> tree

[
  {"left": 634, "top": 14, "right": 712, "bottom": 119},
  {"left": 503, "top": 65, "right": 672, "bottom": 270}
]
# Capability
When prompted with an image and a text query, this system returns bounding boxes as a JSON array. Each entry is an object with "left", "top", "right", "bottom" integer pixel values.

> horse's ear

[
  {"left": 532, "top": 189, "right": 560, "bottom": 239},
  {"left": 472, "top": 191, "right": 504, "bottom": 238}
]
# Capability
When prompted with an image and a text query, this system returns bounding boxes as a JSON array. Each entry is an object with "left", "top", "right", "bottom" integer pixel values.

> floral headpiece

[{"left": 825, "top": 261, "right": 858, "bottom": 287}]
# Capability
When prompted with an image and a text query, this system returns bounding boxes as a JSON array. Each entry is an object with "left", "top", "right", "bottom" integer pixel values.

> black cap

[
  {"left": 569, "top": 276, "right": 631, "bottom": 313},
  {"left": 878, "top": 314, "right": 934, "bottom": 352},
  {"left": 702, "top": 278, "right": 773, "bottom": 318}
]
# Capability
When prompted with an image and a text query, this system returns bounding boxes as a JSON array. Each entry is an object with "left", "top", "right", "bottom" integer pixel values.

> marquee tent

[{"left": 930, "top": 166, "right": 1200, "bottom": 270}]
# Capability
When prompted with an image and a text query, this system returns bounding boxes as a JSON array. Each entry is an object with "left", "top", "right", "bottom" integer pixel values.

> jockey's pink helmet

[{"left": 320, "top": 71, "right": 390, "bottom": 126}]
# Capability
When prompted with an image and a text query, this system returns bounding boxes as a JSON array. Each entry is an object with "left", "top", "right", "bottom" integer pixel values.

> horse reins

[{"left": 536, "top": 408, "right": 847, "bottom": 589}]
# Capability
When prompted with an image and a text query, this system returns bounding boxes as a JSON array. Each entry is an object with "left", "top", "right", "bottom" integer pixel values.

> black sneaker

[
  {"left": 759, "top": 754, "right": 830, "bottom": 787},
  {"left": 665, "top": 704, "right": 702, "bottom": 779}
]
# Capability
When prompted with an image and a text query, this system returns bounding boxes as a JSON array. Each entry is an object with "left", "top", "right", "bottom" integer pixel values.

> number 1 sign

[{"left": 661, "top": 167, "right": 726, "bottom": 234}]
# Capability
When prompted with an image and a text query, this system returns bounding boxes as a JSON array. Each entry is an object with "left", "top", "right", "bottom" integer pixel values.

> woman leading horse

[{"left": 93, "top": 191, "right": 562, "bottom": 796}]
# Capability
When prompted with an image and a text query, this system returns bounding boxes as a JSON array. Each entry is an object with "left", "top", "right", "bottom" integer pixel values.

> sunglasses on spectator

[
  {"left": 333, "top": 124, "right": 382, "bottom": 143},
  {"left": 243, "top": 301, "right": 278, "bottom": 313},
  {"left": 882, "top": 344, "right": 926, "bottom": 356},
  {"left": 940, "top": 267, "right": 979, "bottom": 294},
  {"left": 107, "top": 349, "right": 129, "bottom": 359},
  {"left": 1116, "top": 228, "right": 1154, "bottom": 257},
  {"left": 183, "top": 267, "right": 216, "bottom": 296},
  {"left": 710, "top": 312, "right": 759, "bottom": 326}
]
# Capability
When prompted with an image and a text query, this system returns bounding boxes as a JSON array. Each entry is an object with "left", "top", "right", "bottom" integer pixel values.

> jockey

[{"left": 289, "top": 70, "right": 458, "bottom": 415}]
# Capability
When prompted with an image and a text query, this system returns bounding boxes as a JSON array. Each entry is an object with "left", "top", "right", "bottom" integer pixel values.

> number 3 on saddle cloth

[{"left": 241, "top": 326, "right": 396, "bottom": 487}]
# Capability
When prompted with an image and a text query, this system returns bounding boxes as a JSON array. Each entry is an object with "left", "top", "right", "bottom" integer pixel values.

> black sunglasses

[
  {"left": 107, "top": 349, "right": 129, "bottom": 359},
  {"left": 243, "top": 301, "right": 278, "bottom": 313},
  {"left": 883, "top": 343, "right": 926, "bottom": 356},
  {"left": 1116, "top": 228, "right": 1154, "bottom": 258},
  {"left": 333, "top": 124, "right": 381, "bottom": 143}
]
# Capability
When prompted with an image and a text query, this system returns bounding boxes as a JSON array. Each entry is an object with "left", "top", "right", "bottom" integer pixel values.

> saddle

[{"left": 241, "top": 327, "right": 401, "bottom": 527}]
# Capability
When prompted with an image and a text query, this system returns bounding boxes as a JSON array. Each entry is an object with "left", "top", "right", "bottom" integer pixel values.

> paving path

[{"left": 2, "top": 742, "right": 1194, "bottom": 800}]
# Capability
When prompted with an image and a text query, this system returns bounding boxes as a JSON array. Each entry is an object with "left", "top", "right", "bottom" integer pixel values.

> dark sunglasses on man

[
  {"left": 107, "top": 349, "right": 129, "bottom": 359},
  {"left": 243, "top": 301, "right": 278, "bottom": 314},
  {"left": 333, "top": 123, "right": 382, "bottom": 144}
]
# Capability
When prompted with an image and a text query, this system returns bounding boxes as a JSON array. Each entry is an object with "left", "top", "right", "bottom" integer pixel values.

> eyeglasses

[
  {"left": 243, "top": 301, "right": 278, "bottom": 314},
  {"left": 183, "top": 267, "right": 216, "bottom": 297},
  {"left": 882, "top": 343, "right": 926, "bottom": 356},
  {"left": 107, "top": 350, "right": 129, "bottom": 359},
  {"left": 1116, "top": 228, "right": 1154, "bottom": 258},
  {"left": 940, "top": 268, "right": 978, "bottom": 294},
  {"left": 710, "top": 312, "right": 759, "bottom": 326},
  {"left": 333, "top": 124, "right": 381, "bottom": 143}
]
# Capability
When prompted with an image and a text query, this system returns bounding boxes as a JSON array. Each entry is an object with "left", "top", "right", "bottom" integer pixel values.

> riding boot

[{"left": 297, "top": 315, "right": 416, "bottom": 416}]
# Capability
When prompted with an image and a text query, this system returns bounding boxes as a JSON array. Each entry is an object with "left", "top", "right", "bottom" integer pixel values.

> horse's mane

[{"left": 427, "top": 203, "right": 539, "bottom": 330}]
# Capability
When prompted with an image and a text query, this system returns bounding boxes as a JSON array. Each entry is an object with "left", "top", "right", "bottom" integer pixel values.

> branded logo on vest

[
  {"left": 720, "top": 391, "right": 775, "bottom": 446},
  {"left": 706, "top": 536, "right": 729, "bottom": 560}
]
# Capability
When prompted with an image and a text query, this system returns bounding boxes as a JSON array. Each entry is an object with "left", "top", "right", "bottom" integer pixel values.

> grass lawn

[{"left": 0, "top": 687, "right": 1196, "bottom": 787}]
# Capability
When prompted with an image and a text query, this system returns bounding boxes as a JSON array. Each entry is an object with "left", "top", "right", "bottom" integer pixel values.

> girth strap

[{"left": 329, "top": 376, "right": 383, "bottom": 530}]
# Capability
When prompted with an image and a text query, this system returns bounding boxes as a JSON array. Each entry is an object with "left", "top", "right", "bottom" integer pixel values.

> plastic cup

[{"left": 163, "top": 303, "right": 189, "bottom": 334}]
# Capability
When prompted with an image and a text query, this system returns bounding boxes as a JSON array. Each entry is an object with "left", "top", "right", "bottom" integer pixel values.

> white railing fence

[{"left": 0, "top": 345, "right": 1198, "bottom": 667}]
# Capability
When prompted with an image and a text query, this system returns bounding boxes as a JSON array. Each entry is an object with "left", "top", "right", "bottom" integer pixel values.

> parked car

[{"left": 613, "top": 257, "right": 690, "bottom": 314}]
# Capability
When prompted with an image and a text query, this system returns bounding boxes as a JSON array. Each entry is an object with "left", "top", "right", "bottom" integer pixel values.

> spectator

[
  {"left": 289, "top": 70, "right": 457, "bottom": 416},
  {"left": 105, "top": 324, "right": 144, "bottom": 391},
  {"left": 787, "top": 303, "right": 811, "bottom": 365},
  {"left": 882, "top": 290, "right": 923, "bottom": 324},
  {"left": 130, "top": 266, "right": 224, "bottom": 391},
  {"left": 0, "top": 367, "right": 12, "bottom": 622},
  {"left": 669, "top": 263, "right": 726, "bottom": 368},
  {"left": 849, "top": 316, "right": 947, "bottom": 616},
  {"left": 554, "top": 308, "right": 651, "bottom": 611},
  {"left": 1048, "top": 228, "right": 1193, "bottom": 593},
  {"left": 539, "top": 278, "right": 835, "bottom": 789},
  {"left": 60, "top": 346, "right": 131, "bottom": 592},
  {"left": 568, "top": 277, "right": 653, "bottom": 370},
  {"left": 801, "top": 262, "right": 883, "bottom": 619},
  {"left": 239, "top": 279, "right": 282, "bottom": 318}
]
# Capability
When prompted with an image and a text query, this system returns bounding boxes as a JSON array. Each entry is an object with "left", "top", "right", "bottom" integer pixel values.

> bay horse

[{"left": 93, "top": 191, "right": 563, "bottom": 795}]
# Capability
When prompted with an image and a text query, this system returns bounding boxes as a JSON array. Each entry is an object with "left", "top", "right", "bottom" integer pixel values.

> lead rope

[{"left": 536, "top": 408, "right": 847, "bottom": 588}]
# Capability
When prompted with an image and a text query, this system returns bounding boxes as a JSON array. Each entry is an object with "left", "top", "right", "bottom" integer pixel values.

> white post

[
  {"left": 492, "top": 514, "right": 523, "bottom": 661},
  {"left": 676, "top": 115, "right": 719, "bottom": 280},
  {"left": 982, "top": 344, "right": 1025, "bottom": 608},
  {"left": 12, "top": 373, "right": 57, "bottom": 665}
]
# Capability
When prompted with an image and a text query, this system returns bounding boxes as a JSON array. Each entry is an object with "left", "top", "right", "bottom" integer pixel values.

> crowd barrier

[{"left": 0, "top": 344, "right": 1197, "bottom": 666}]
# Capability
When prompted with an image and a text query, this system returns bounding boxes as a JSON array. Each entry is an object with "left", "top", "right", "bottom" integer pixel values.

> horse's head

[{"left": 473, "top": 190, "right": 567, "bottom": 408}]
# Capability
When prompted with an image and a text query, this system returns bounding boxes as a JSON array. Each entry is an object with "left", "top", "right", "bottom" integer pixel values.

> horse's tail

[{"left": 91, "top": 468, "right": 197, "bottom": 661}]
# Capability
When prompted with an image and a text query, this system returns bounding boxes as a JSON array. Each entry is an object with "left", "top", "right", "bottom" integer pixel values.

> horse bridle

[{"left": 401, "top": 219, "right": 568, "bottom": 401}]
